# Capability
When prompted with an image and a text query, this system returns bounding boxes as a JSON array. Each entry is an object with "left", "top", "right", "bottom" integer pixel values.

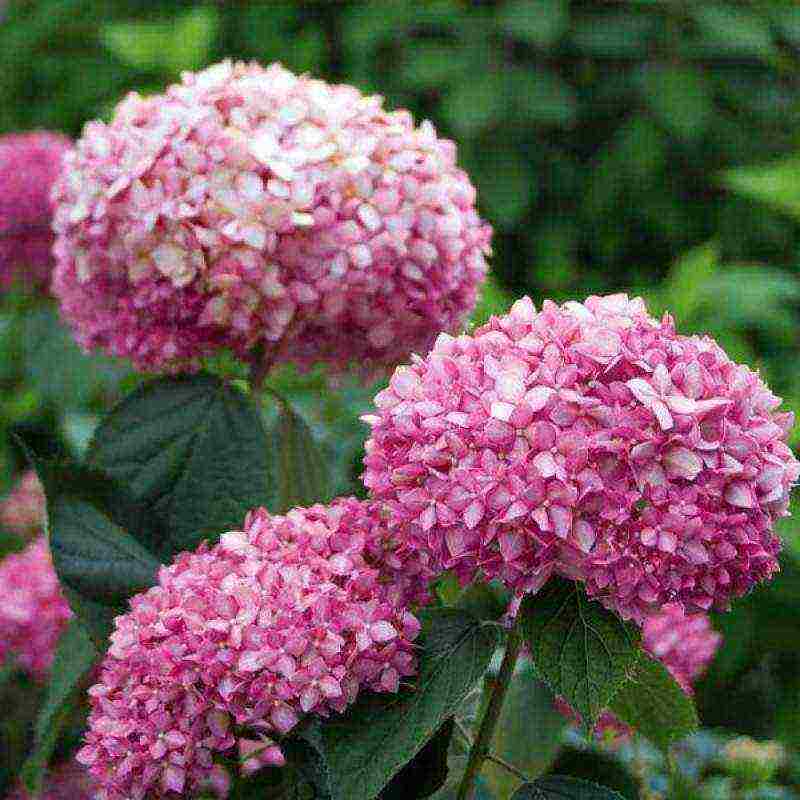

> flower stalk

[{"left": 456, "top": 616, "right": 524, "bottom": 800}]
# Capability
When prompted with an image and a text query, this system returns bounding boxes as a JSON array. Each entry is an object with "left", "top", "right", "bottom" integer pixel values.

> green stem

[{"left": 456, "top": 616, "right": 524, "bottom": 800}]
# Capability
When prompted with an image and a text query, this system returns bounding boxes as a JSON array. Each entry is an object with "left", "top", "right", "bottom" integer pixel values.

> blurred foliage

[{"left": 0, "top": 0, "right": 799, "bottom": 796}]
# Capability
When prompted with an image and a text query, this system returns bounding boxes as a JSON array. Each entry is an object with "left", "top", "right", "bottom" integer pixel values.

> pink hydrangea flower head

[
  {"left": 51, "top": 60, "right": 491, "bottom": 374},
  {"left": 78, "top": 498, "right": 424, "bottom": 800},
  {"left": 0, "top": 130, "right": 71, "bottom": 291},
  {"left": 362, "top": 294, "right": 799, "bottom": 621},
  {"left": 6, "top": 761, "right": 96, "bottom": 800},
  {"left": 0, "top": 537, "right": 72, "bottom": 678},
  {"left": 555, "top": 604, "right": 721, "bottom": 740},
  {"left": 0, "top": 470, "right": 46, "bottom": 540}
]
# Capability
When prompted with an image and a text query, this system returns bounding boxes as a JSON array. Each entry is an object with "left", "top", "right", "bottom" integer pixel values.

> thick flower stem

[{"left": 456, "top": 617, "right": 524, "bottom": 800}]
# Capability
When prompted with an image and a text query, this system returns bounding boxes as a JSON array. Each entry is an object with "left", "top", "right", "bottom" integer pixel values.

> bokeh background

[{"left": 1, "top": 1, "right": 800, "bottom": 798}]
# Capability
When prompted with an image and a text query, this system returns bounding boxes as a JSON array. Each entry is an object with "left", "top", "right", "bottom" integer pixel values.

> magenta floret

[
  {"left": 52, "top": 61, "right": 490, "bottom": 374},
  {"left": 0, "top": 130, "right": 71, "bottom": 290},
  {"left": 362, "top": 294, "right": 798, "bottom": 621},
  {"left": 78, "top": 498, "right": 429, "bottom": 800},
  {"left": 0, "top": 537, "right": 72, "bottom": 678}
]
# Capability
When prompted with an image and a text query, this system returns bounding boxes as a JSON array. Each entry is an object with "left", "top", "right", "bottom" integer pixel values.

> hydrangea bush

[{"left": 0, "top": 61, "right": 796, "bottom": 800}]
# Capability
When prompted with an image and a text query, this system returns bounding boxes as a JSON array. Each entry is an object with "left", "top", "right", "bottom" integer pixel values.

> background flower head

[{"left": 0, "top": 130, "right": 71, "bottom": 291}]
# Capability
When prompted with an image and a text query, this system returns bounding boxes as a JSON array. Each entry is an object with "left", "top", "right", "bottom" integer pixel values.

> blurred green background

[{"left": 1, "top": 1, "right": 800, "bottom": 798}]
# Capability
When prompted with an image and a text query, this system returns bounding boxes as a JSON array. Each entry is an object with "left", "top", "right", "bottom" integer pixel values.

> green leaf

[
  {"left": 512, "top": 775, "right": 626, "bottom": 799},
  {"left": 690, "top": 6, "right": 777, "bottom": 61},
  {"left": 262, "top": 393, "right": 332, "bottom": 513},
  {"left": 21, "top": 621, "right": 96, "bottom": 795},
  {"left": 719, "top": 157, "right": 800, "bottom": 220},
  {"left": 465, "top": 138, "right": 536, "bottom": 227},
  {"left": 571, "top": 14, "right": 655, "bottom": 57},
  {"left": 609, "top": 655, "right": 698, "bottom": 750},
  {"left": 22, "top": 305, "right": 128, "bottom": 408},
  {"left": 39, "top": 462, "right": 160, "bottom": 635},
  {"left": 643, "top": 67, "right": 714, "bottom": 140},
  {"left": 101, "top": 6, "right": 219, "bottom": 75},
  {"left": 302, "top": 608, "right": 500, "bottom": 800},
  {"left": 442, "top": 74, "right": 505, "bottom": 135},
  {"left": 510, "top": 69, "right": 578, "bottom": 127},
  {"left": 378, "top": 718, "right": 454, "bottom": 800},
  {"left": 662, "top": 241, "right": 719, "bottom": 320},
  {"left": 399, "top": 42, "right": 472, "bottom": 88},
  {"left": 519, "top": 578, "right": 642, "bottom": 732},
  {"left": 88, "top": 374, "right": 272, "bottom": 559},
  {"left": 498, "top": 0, "right": 568, "bottom": 48}
]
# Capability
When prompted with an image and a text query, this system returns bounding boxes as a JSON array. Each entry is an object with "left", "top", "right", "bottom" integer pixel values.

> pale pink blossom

[
  {"left": 0, "top": 131, "right": 71, "bottom": 291},
  {"left": 0, "top": 537, "right": 72, "bottom": 678},
  {"left": 362, "top": 294, "right": 798, "bottom": 621},
  {"left": 79, "top": 498, "right": 428, "bottom": 800},
  {"left": 555, "top": 604, "right": 721, "bottom": 740},
  {"left": 52, "top": 61, "right": 490, "bottom": 374},
  {"left": 0, "top": 470, "right": 46, "bottom": 540}
]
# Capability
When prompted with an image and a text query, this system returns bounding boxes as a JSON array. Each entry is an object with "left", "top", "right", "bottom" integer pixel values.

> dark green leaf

[
  {"left": 643, "top": 67, "right": 714, "bottom": 140},
  {"left": 498, "top": 0, "right": 568, "bottom": 48},
  {"left": 89, "top": 374, "right": 272, "bottom": 558},
  {"left": 546, "top": 747, "right": 639, "bottom": 800},
  {"left": 519, "top": 578, "right": 641, "bottom": 732},
  {"left": 21, "top": 621, "right": 96, "bottom": 795},
  {"left": 609, "top": 656, "right": 699, "bottom": 750},
  {"left": 21, "top": 305, "right": 128, "bottom": 408},
  {"left": 302, "top": 608, "right": 500, "bottom": 800},
  {"left": 513, "top": 776, "right": 626, "bottom": 799},
  {"left": 41, "top": 462, "right": 160, "bottom": 604},
  {"left": 442, "top": 74, "right": 505, "bottom": 135},
  {"left": 262, "top": 393, "right": 332, "bottom": 513},
  {"left": 378, "top": 718, "right": 453, "bottom": 800},
  {"left": 510, "top": 69, "right": 578, "bottom": 127},
  {"left": 571, "top": 14, "right": 655, "bottom": 56},
  {"left": 690, "top": 6, "right": 777, "bottom": 61},
  {"left": 38, "top": 461, "right": 160, "bottom": 640}
]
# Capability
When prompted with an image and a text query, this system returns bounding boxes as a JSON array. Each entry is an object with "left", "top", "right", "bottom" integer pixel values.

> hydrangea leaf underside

[
  {"left": 88, "top": 373, "right": 272, "bottom": 558},
  {"left": 21, "top": 620, "right": 97, "bottom": 795},
  {"left": 300, "top": 608, "right": 500, "bottom": 800},
  {"left": 519, "top": 577, "right": 642, "bottom": 733},
  {"left": 609, "top": 655, "right": 699, "bottom": 750},
  {"left": 512, "top": 775, "right": 627, "bottom": 799}
]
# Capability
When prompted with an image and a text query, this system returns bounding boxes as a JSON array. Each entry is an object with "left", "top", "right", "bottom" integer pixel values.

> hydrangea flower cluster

[
  {"left": 555, "top": 604, "right": 721, "bottom": 739},
  {"left": 0, "top": 130, "right": 71, "bottom": 291},
  {"left": 0, "top": 469, "right": 46, "bottom": 540},
  {"left": 362, "top": 294, "right": 799, "bottom": 621},
  {"left": 51, "top": 60, "right": 491, "bottom": 374},
  {"left": 78, "top": 498, "right": 430, "bottom": 800},
  {"left": 0, "top": 537, "right": 72, "bottom": 678},
  {"left": 6, "top": 762, "right": 96, "bottom": 800}
]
